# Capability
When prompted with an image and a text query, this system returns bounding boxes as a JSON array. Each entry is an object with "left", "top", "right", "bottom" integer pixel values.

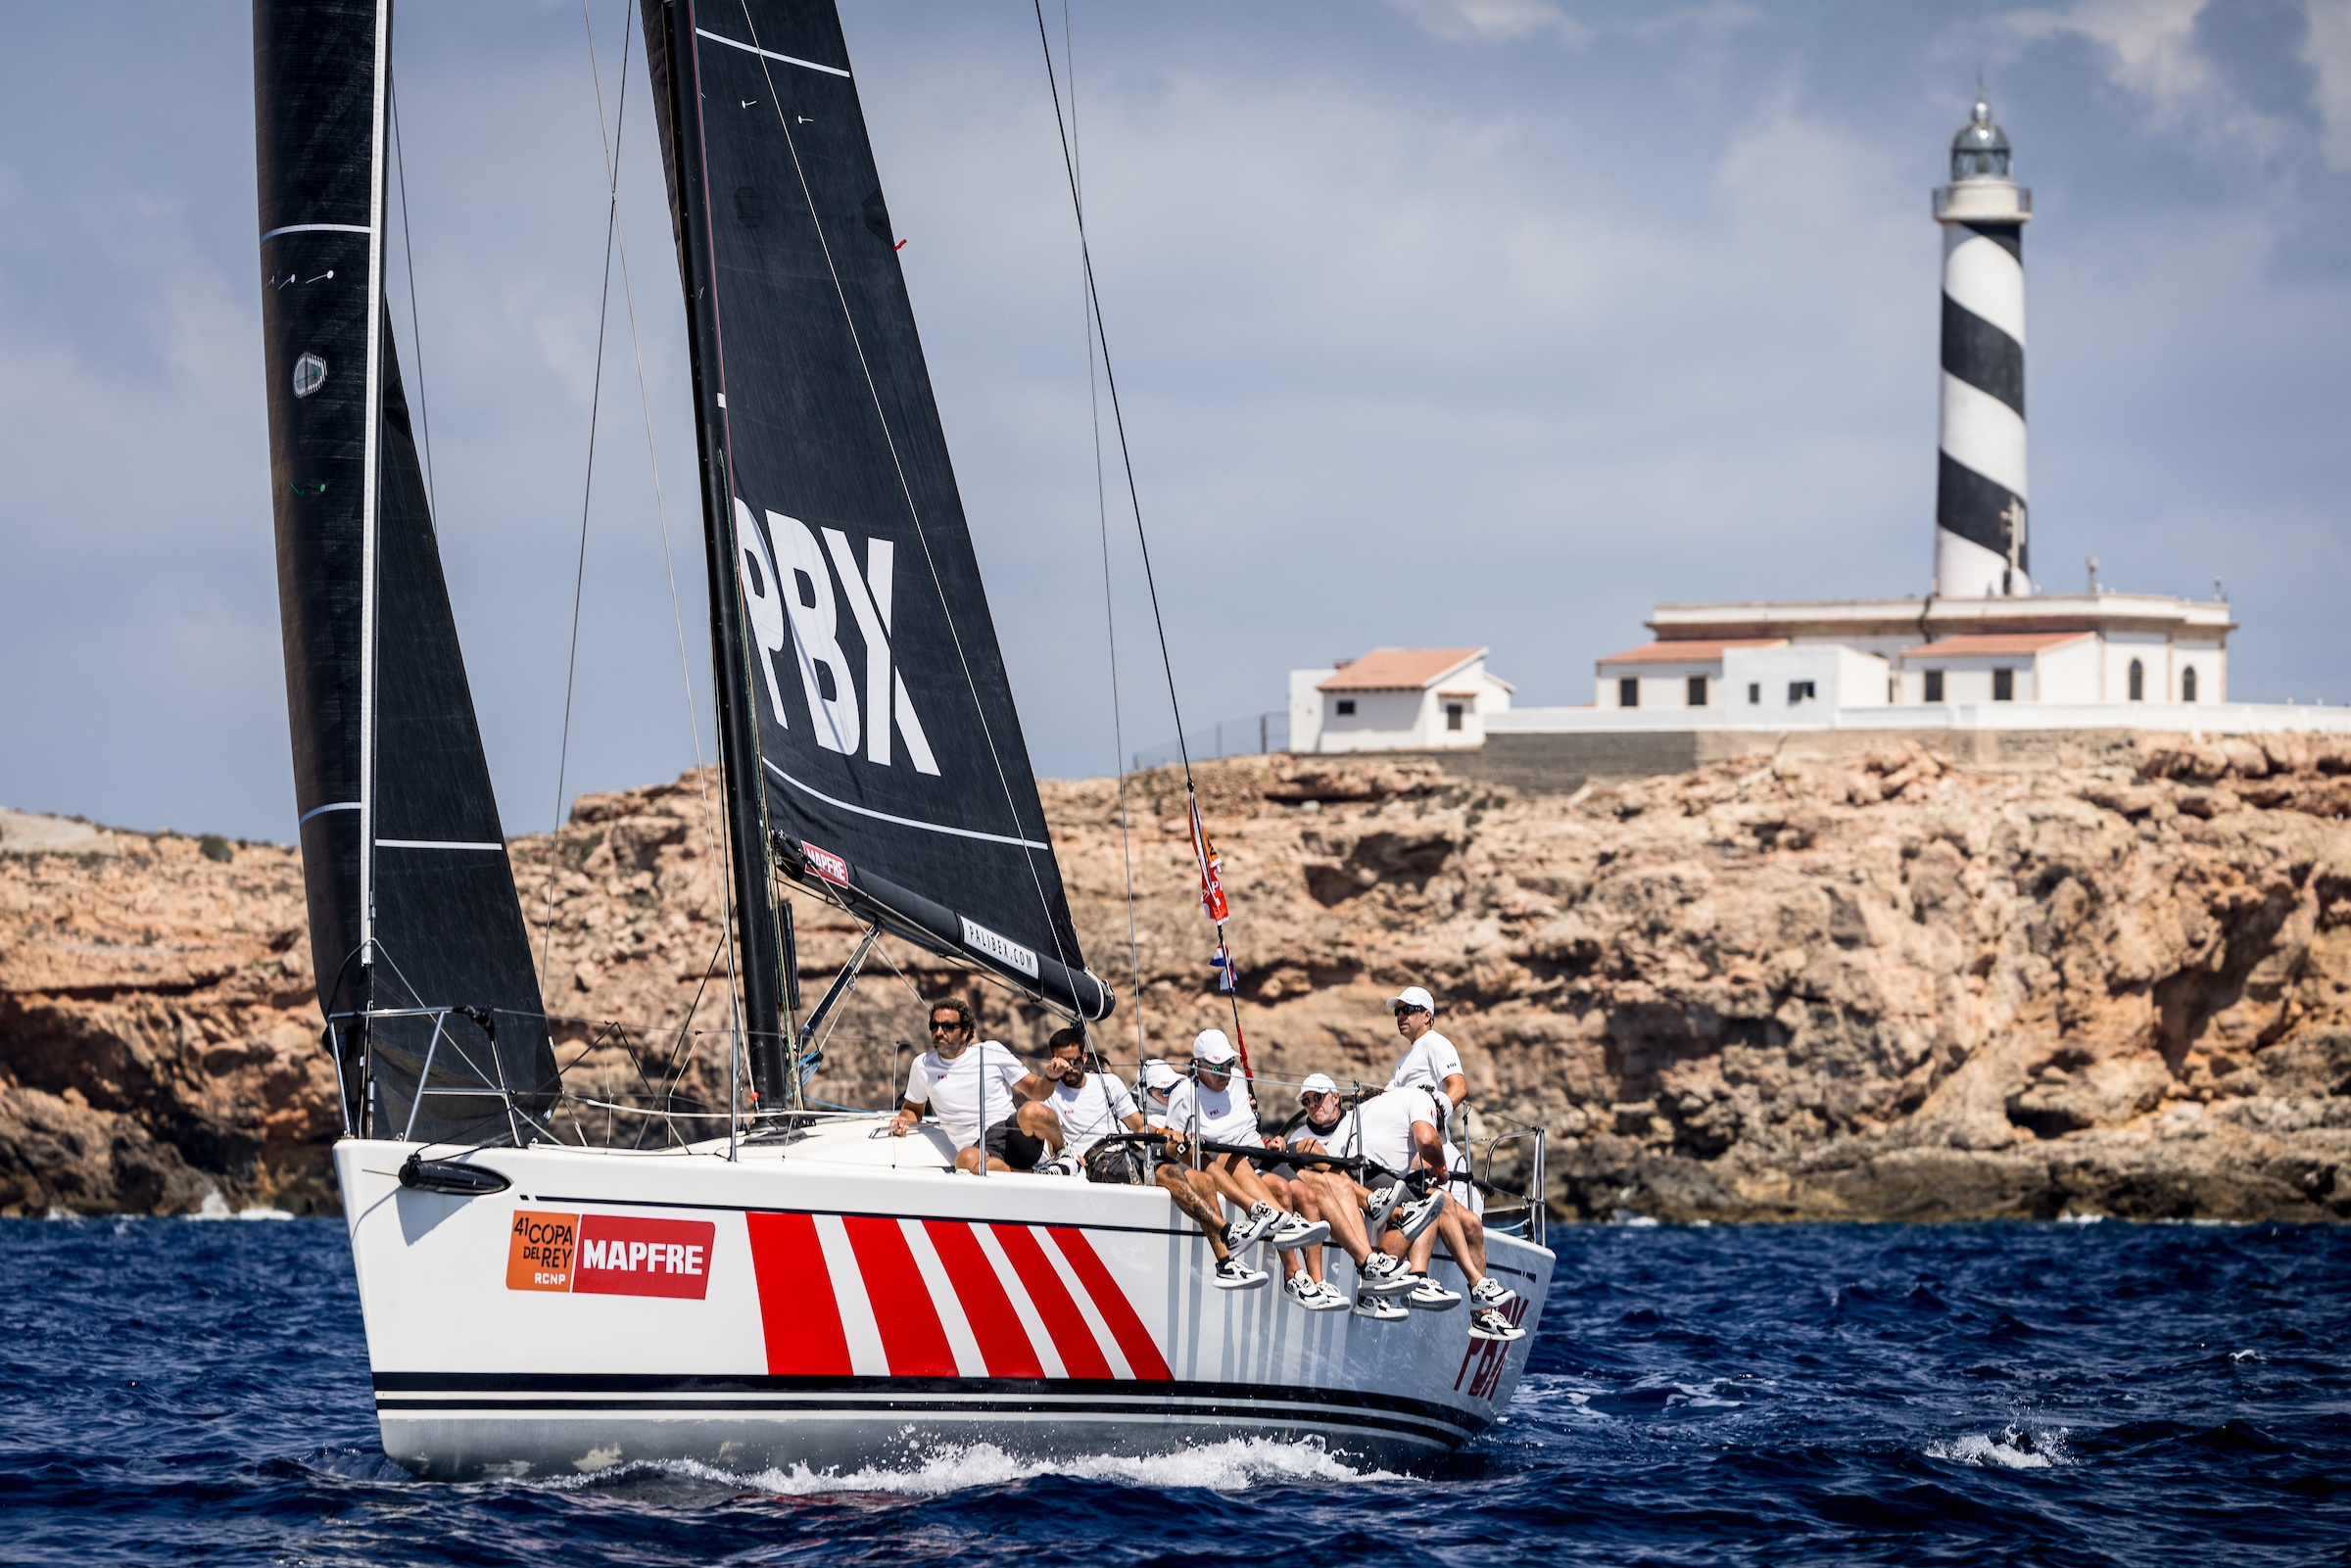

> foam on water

[
  {"left": 1926, "top": 1425, "right": 2072, "bottom": 1469},
  {"left": 562, "top": 1438, "right": 1399, "bottom": 1498}
]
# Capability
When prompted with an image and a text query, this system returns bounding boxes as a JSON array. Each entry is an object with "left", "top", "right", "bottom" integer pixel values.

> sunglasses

[{"left": 929, "top": 1020, "right": 968, "bottom": 1034}]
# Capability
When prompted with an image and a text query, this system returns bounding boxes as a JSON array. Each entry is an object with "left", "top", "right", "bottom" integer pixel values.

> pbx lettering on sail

[{"left": 734, "top": 498, "right": 940, "bottom": 775}]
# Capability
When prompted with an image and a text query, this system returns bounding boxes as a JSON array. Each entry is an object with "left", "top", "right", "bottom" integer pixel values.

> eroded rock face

[{"left": 7, "top": 732, "right": 2350, "bottom": 1219}]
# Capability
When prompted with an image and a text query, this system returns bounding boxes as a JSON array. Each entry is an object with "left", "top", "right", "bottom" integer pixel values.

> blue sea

[{"left": 2, "top": 1215, "right": 2344, "bottom": 1566}]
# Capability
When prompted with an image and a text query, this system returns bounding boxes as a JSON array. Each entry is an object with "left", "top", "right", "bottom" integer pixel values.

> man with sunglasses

[{"left": 888, "top": 998, "right": 1062, "bottom": 1173}]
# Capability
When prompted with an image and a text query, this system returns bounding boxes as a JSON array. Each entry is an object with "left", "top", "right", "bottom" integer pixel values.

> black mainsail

[
  {"left": 641, "top": 0, "right": 1111, "bottom": 1031},
  {"left": 255, "top": 0, "right": 557, "bottom": 1143}
]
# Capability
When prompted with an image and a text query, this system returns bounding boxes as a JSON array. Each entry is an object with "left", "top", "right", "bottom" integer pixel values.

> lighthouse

[{"left": 1933, "top": 97, "right": 2032, "bottom": 598}]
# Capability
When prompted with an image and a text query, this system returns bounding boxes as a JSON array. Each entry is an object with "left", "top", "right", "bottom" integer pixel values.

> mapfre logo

[
  {"left": 504, "top": 1210, "right": 716, "bottom": 1301},
  {"left": 734, "top": 499, "right": 940, "bottom": 775}
]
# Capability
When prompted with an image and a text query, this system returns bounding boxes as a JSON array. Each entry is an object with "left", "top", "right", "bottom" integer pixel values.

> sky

[{"left": 2, "top": 0, "right": 2347, "bottom": 844}]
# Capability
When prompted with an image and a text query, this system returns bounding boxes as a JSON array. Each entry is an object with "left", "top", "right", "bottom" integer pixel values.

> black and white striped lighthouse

[{"left": 1933, "top": 97, "right": 2032, "bottom": 598}]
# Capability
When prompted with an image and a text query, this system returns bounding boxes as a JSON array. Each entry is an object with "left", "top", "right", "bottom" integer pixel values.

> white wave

[
  {"left": 1927, "top": 1425, "right": 2071, "bottom": 1469},
  {"left": 184, "top": 1189, "right": 295, "bottom": 1220},
  {"left": 2056, "top": 1212, "right": 2105, "bottom": 1225},
  {"left": 2230, "top": 1349, "right": 2263, "bottom": 1364},
  {"left": 591, "top": 1439, "right": 1400, "bottom": 1497}
]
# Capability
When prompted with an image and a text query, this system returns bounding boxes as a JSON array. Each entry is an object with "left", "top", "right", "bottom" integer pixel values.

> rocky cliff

[{"left": 6, "top": 735, "right": 2349, "bottom": 1221}]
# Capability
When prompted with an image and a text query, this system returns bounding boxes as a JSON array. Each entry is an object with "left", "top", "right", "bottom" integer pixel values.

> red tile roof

[
  {"left": 1900, "top": 633, "right": 2090, "bottom": 658},
  {"left": 1319, "top": 648, "right": 1484, "bottom": 691},
  {"left": 1596, "top": 639, "right": 1785, "bottom": 665}
]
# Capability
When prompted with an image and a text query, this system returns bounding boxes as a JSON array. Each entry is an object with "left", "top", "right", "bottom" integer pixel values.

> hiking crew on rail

[{"left": 889, "top": 986, "right": 1526, "bottom": 1344}]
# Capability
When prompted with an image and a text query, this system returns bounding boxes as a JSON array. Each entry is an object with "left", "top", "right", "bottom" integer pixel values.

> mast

[{"left": 642, "top": 0, "right": 792, "bottom": 1111}]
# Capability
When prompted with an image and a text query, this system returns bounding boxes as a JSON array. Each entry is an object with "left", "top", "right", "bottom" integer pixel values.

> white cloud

[
  {"left": 2004, "top": 0, "right": 2298, "bottom": 157},
  {"left": 1380, "top": 0, "right": 1591, "bottom": 46},
  {"left": 2306, "top": 0, "right": 2351, "bottom": 168}
]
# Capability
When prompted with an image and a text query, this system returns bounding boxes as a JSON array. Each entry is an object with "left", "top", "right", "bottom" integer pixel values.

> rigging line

[
  {"left": 1031, "top": 0, "right": 1198, "bottom": 797},
  {"left": 539, "top": 0, "right": 631, "bottom": 987},
  {"left": 731, "top": 1, "right": 1084, "bottom": 994},
  {"left": 589, "top": 2, "right": 736, "bottom": 1069},
  {"left": 387, "top": 67, "right": 438, "bottom": 522},
  {"left": 1058, "top": 2, "right": 1147, "bottom": 1061}
]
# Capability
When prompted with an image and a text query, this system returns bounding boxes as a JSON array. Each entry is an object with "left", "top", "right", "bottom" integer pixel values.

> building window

[
  {"left": 1687, "top": 675, "right": 1708, "bottom": 707},
  {"left": 1747, "top": 683, "right": 1760, "bottom": 704},
  {"left": 1924, "top": 670, "right": 1943, "bottom": 702},
  {"left": 1618, "top": 677, "right": 1640, "bottom": 708},
  {"left": 1445, "top": 702, "right": 1464, "bottom": 732},
  {"left": 1788, "top": 680, "right": 1816, "bottom": 705},
  {"left": 2183, "top": 666, "right": 2198, "bottom": 702},
  {"left": 2128, "top": 659, "right": 2144, "bottom": 701},
  {"left": 1992, "top": 668, "right": 2014, "bottom": 701},
  {"left": 1334, "top": 698, "right": 1356, "bottom": 716}
]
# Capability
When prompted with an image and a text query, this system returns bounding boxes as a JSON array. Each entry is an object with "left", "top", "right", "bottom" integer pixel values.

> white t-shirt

[
  {"left": 1163, "top": 1077, "right": 1259, "bottom": 1148},
  {"left": 1047, "top": 1072, "right": 1137, "bottom": 1160},
  {"left": 903, "top": 1042, "right": 1029, "bottom": 1151},
  {"left": 1336, "top": 1086, "right": 1446, "bottom": 1173},
  {"left": 1142, "top": 1089, "right": 1175, "bottom": 1132},
  {"left": 1286, "top": 1117, "right": 1346, "bottom": 1154},
  {"left": 1389, "top": 1029, "right": 1464, "bottom": 1100}
]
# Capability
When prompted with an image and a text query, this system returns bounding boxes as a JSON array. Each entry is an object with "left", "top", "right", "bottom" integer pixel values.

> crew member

[
  {"left": 888, "top": 998, "right": 1062, "bottom": 1173},
  {"left": 1163, "top": 1031, "right": 1328, "bottom": 1268},
  {"left": 1040, "top": 1027, "right": 1141, "bottom": 1172},
  {"left": 1262, "top": 1074, "right": 1348, "bottom": 1310},
  {"left": 1335, "top": 1083, "right": 1523, "bottom": 1341},
  {"left": 1388, "top": 984, "right": 1477, "bottom": 1214}
]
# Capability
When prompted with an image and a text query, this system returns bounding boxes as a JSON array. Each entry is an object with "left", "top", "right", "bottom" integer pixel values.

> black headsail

[
  {"left": 640, "top": 0, "right": 1111, "bottom": 1034},
  {"left": 255, "top": 0, "right": 558, "bottom": 1144}
]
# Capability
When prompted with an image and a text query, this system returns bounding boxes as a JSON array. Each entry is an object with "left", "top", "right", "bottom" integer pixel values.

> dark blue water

[{"left": 3, "top": 1216, "right": 2345, "bottom": 1565}]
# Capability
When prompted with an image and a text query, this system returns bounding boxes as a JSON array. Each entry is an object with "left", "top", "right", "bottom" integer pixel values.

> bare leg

[
  {"left": 1436, "top": 1203, "right": 1489, "bottom": 1285},
  {"left": 1017, "top": 1100, "right": 1063, "bottom": 1154},
  {"left": 1305, "top": 1170, "right": 1372, "bottom": 1265},
  {"left": 1159, "top": 1164, "right": 1232, "bottom": 1261}
]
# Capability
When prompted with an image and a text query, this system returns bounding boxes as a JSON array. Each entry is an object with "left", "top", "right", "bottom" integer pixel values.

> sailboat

[{"left": 255, "top": 0, "right": 1553, "bottom": 1480}]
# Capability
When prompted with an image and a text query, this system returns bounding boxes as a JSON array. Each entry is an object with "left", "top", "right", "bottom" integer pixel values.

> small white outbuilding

[{"left": 1289, "top": 648, "right": 1515, "bottom": 753}]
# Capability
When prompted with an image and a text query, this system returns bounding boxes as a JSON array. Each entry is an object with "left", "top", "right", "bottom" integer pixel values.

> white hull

[{"left": 335, "top": 1116, "right": 1552, "bottom": 1479}]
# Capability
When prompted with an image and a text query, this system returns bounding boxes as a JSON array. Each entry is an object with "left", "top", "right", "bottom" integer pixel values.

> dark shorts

[{"left": 982, "top": 1115, "right": 1045, "bottom": 1171}]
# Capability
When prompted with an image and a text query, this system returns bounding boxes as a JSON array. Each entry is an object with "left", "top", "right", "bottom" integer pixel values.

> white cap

[
  {"left": 1388, "top": 985, "right": 1435, "bottom": 1014},
  {"left": 1299, "top": 1072, "right": 1338, "bottom": 1098},
  {"left": 1192, "top": 1029, "right": 1241, "bottom": 1068},
  {"left": 1142, "top": 1060, "right": 1180, "bottom": 1092}
]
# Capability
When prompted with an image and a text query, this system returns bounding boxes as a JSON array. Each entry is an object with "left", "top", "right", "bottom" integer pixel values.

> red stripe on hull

[
  {"left": 924, "top": 1220, "right": 1044, "bottom": 1378},
  {"left": 1047, "top": 1226, "right": 1172, "bottom": 1382},
  {"left": 744, "top": 1212, "right": 850, "bottom": 1376},
  {"left": 841, "top": 1215, "right": 957, "bottom": 1377},
  {"left": 990, "top": 1223, "right": 1113, "bottom": 1380}
]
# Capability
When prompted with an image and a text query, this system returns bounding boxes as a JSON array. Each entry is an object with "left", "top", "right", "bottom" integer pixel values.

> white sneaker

[
  {"left": 1212, "top": 1255, "right": 1270, "bottom": 1291},
  {"left": 1468, "top": 1307, "right": 1526, "bottom": 1341},
  {"left": 1353, "top": 1292, "right": 1409, "bottom": 1322},
  {"left": 1038, "top": 1155, "right": 1082, "bottom": 1178},
  {"left": 1284, "top": 1270, "right": 1350, "bottom": 1311},
  {"left": 1469, "top": 1276, "right": 1517, "bottom": 1309},
  {"left": 1365, "top": 1183, "right": 1405, "bottom": 1233},
  {"left": 1226, "top": 1201, "right": 1279, "bottom": 1248},
  {"left": 1358, "top": 1254, "right": 1415, "bottom": 1297},
  {"left": 1388, "top": 1193, "right": 1444, "bottom": 1242},
  {"left": 1404, "top": 1275, "right": 1461, "bottom": 1311},
  {"left": 1266, "top": 1214, "right": 1330, "bottom": 1251}
]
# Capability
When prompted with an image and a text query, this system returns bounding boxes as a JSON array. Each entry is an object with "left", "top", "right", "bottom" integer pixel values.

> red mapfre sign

[{"left": 504, "top": 1210, "right": 715, "bottom": 1301}]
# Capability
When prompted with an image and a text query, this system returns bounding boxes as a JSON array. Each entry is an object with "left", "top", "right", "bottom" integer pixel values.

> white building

[{"left": 1290, "top": 648, "right": 1514, "bottom": 753}]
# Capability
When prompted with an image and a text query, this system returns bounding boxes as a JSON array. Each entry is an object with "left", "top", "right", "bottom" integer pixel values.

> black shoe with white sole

[{"left": 1467, "top": 1307, "right": 1526, "bottom": 1341}]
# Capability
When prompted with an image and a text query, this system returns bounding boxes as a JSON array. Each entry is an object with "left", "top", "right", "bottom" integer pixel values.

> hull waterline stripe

[
  {"left": 693, "top": 27, "right": 850, "bottom": 78},
  {"left": 261, "top": 222, "right": 373, "bottom": 242},
  {"left": 990, "top": 1224, "right": 1113, "bottom": 1380},
  {"left": 369, "top": 1393, "right": 1473, "bottom": 1445},
  {"left": 925, "top": 1219, "right": 1043, "bottom": 1379},
  {"left": 1045, "top": 1226, "right": 1171, "bottom": 1381},
  {"left": 841, "top": 1216, "right": 957, "bottom": 1377},
  {"left": 746, "top": 1212, "right": 850, "bottom": 1376},
  {"left": 764, "top": 759, "right": 1050, "bottom": 850}
]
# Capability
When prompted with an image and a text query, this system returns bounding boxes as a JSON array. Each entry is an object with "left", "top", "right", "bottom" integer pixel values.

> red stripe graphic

[
  {"left": 925, "top": 1220, "right": 1044, "bottom": 1378},
  {"left": 1047, "top": 1226, "right": 1173, "bottom": 1382},
  {"left": 842, "top": 1215, "right": 957, "bottom": 1376},
  {"left": 990, "top": 1223, "right": 1113, "bottom": 1379},
  {"left": 744, "top": 1212, "right": 850, "bottom": 1376}
]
